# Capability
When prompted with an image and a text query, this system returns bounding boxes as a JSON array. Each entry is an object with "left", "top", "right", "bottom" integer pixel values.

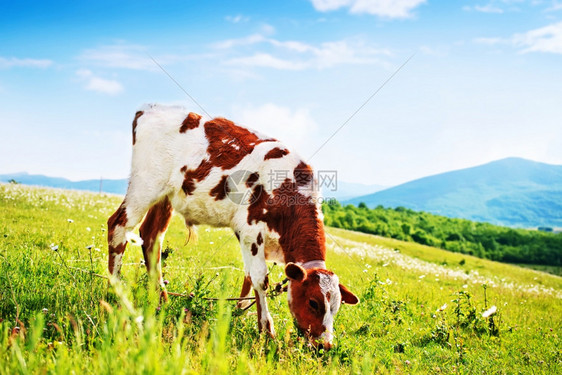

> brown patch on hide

[
  {"left": 251, "top": 243, "right": 258, "bottom": 256},
  {"left": 245, "top": 172, "right": 259, "bottom": 187},
  {"left": 264, "top": 147, "right": 289, "bottom": 160},
  {"left": 180, "top": 112, "right": 202, "bottom": 133},
  {"left": 132, "top": 111, "right": 144, "bottom": 145},
  {"left": 181, "top": 160, "right": 213, "bottom": 195},
  {"left": 294, "top": 161, "right": 314, "bottom": 187},
  {"left": 203, "top": 118, "right": 276, "bottom": 170},
  {"left": 210, "top": 175, "right": 229, "bottom": 200},
  {"left": 247, "top": 178, "right": 326, "bottom": 264}
]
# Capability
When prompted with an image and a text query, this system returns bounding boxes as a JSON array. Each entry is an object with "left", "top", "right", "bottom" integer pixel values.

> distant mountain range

[
  {"left": 0, "top": 173, "right": 385, "bottom": 201},
  {"left": 4, "top": 157, "right": 562, "bottom": 228},
  {"left": 0, "top": 173, "right": 128, "bottom": 195},
  {"left": 344, "top": 157, "right": 562, "bottom": 228}
]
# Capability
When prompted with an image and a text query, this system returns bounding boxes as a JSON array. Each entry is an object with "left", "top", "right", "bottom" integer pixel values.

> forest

[{"left": 323, "top": 201, "right": 562, "bottom": 266}]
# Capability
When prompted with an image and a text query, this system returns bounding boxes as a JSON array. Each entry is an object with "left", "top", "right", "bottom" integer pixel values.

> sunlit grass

[{"left": 1, "top": 183, "right": 561, "bottom": 374}]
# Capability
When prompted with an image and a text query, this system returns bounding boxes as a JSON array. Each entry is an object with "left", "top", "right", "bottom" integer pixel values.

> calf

[{"left": 107, "top": 104, "right": 358, "bottom": 349}]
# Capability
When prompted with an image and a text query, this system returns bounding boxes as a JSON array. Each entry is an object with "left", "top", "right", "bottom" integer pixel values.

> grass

[{"left": 0, "top": 183, "right": 561, "bottom": 374}]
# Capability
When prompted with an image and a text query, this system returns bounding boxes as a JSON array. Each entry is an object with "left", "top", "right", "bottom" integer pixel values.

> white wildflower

[
  {"left": 86, "top": 227, "right": 91, "bottom": 232},
  {"left": 437, "top": 303, "right": 447, "bottom": 312},
  {"left": 419, "top": 275, "right": 425, "bottom": 279},
  {"left": 67, "top": 219, "right": 74, "bottom": 223},
  {"left": 482, "top": 305, "right": 497, "bottom": 318},
  {"left": 50, "top": 244, "right": 58, "bottom": 251}
]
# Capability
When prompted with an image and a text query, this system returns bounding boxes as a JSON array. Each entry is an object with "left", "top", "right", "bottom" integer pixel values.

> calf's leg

[
  {"left": 139, "top": 196, "right": 173, "bottom": 301},
  {"left": 236, "top": 275, "right": 253, "bottom": 309},
  {"left": 107, "top": 182, "right": 167, "bottom": 278},
  {"left": 238, "top": 228, "right": 274, "bottom": 337}
]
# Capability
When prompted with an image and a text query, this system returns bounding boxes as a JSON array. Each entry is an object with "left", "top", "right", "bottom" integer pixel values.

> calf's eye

[{"left": 309, "top": 299, "right": 319, "bottom": 310}]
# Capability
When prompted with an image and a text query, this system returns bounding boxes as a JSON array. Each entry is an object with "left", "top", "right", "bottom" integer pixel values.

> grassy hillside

[
  {"left": 345, "top": 158, "right": 562, "bottom": 228},
  {"left": 0, "top": 183, "right": 561, "bottom": 374},
  {"left": 324, "top": 201, "right": 562, "bottom": 267}
]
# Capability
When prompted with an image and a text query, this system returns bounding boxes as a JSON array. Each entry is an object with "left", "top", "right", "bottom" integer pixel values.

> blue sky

[{"left": 1, "top": 0, "right": 562, "bottom": 186}]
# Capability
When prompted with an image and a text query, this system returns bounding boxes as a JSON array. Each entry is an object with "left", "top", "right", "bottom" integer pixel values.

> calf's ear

[
  {"left": 285, "top": 262, "right": 307, "bottom": 282},
  {"left": 339, "top": 284, "right": 359, "bottom": 305}
]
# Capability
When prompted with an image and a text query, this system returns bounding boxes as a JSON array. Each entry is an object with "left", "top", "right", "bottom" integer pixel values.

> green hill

[
  {"left": 323, "top": 201, "right": 562, "bottom": 267},
  {"left": 345, "top": 157, "right": 562, "bottom": 228}
]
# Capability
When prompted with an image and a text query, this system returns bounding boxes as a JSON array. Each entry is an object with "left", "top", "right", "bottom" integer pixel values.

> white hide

[{"left": 318, "top": 272, "right": 341, "bottom": 345}]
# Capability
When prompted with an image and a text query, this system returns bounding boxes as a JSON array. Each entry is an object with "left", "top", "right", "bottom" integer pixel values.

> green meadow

[{"left": 0, "top": 183, "right": 560, "bottom": 374}]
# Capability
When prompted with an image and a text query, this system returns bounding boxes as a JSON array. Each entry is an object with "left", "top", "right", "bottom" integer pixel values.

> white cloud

[
  {"left": 463, "top": 4, "right": 504, "bottom": 13},
  {"left": 268, "top": 39, "right": 315, "bottom": 53},
  {"left": 513, "top": 21, "right": 562, "bottom": 53},
  {"left": 0, "top": 57, "right": 53, "bottom": 69},
  {"left": 79, "top": 44, "right": 155, "bottom": 71},
  {"left": 76, "top": 69, "right": 124, "bottom": 95},
  {"left": 313, "top": 40, "right": 390, "bottom": 67},
  {"left": 310, "top": 0, "right": 427, "bottom": 18},
  {"left": 226, "top": 53, "right": 308, "bottom": 70},
  {"left": 475, "top": 21, "right": 562, "bottom": 54},
  {"left": 213, "top": 34, "right": 267, "bottom": 49},
  {"left": 220, "top": 34, "right": 391, "bottom": 70},
  {"left": 463, "top": 0, "right": 530, "bottom": 14},
  {"left": 311, "top": 0, "right": 349, "bottom": 11},
  {"left": 79, "top": 43, "right": 213, "bottom": 71},
  {"left": 473, "top": 37, "right": 504, "bottom": 45},
  {"left": 474, "top": 4, "right": 504, "bottom": 13},
  {"left": 260, "top": 23, "right": 276, "bottom": 35},
  {"left": 225, "top": 14, "right": 250, "bottom": 23},
  {"left": 235, "top": 104, "right": 318, "bottom": 151},
  {"left": 546, "top": 2, "right": 562, "bottom": 12}
]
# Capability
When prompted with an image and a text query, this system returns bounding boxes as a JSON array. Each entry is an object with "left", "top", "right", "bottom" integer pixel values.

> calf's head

[{"left": 285, "top": 262, "right": 359, "bottom": 350}]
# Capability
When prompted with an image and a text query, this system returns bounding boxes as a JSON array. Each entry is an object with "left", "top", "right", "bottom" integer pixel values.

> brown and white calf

[{"left": 107, "top": 104, "right": 358, "bottom": 349}]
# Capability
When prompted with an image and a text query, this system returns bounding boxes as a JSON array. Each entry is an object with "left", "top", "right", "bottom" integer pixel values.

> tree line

[{"left": 322, "top": 201, "right": 562, "bottom": 266}]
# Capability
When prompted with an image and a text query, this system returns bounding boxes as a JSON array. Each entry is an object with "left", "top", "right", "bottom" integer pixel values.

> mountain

[
  {"left": 0, "top": 173, "right": 128, "bottom": 195},
  {"left": 344, "top": 158, "right": 562, "bottom": 228}
]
